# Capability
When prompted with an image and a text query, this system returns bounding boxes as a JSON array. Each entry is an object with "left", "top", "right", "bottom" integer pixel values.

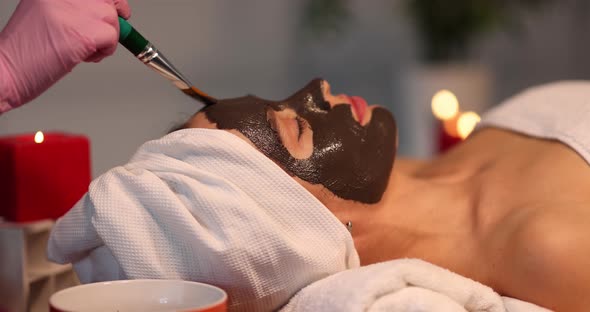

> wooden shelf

[
  {"left": 28, "top": 263, "right": 73, "bottom": 284},
  {"left": 0, "top": 219, "right": 53, "bottom": 234},
  {"left": 0, "top": 220, "right": 79, "bottom": 312}
]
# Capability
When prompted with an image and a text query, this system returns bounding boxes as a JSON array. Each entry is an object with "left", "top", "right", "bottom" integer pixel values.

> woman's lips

[{"left": 347, "top": 95, "right": 368, "bottom": 124}]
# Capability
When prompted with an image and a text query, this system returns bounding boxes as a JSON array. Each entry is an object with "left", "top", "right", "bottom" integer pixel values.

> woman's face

[{"left": 185, "top": 78, "right": 398, "bottom": 204}]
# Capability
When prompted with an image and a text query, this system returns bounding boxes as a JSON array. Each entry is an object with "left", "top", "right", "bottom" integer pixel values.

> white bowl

[{"left": 49, "top": 279, "right": 227, "bottom": 312}]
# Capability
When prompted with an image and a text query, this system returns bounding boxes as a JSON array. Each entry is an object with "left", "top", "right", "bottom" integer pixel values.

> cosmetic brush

[{"left": 117, "top": 17, "right": 216, "bottom": 106}]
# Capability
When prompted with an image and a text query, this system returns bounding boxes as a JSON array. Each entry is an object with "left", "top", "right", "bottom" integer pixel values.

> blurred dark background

[{"left": 1, "top": 0, "right": 589, "bottom": 174}]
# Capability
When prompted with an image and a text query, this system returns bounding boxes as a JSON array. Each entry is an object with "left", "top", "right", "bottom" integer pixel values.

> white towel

[
  {"left": 281, "top": 259, "right": 552, "bottom": 312},
  {"left": 478, "top": 81, "right": 590, "bottom": 165},
  {"left": 47, "top": 128, "right": 360, "bottom": 311}
]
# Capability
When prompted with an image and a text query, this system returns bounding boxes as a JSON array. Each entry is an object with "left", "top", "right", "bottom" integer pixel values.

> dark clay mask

[{"left": 202, "top": 78, "right": 397, "bottom": 203}]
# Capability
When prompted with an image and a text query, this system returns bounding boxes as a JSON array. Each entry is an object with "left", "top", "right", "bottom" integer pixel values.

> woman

[
  {"left": 50, "top": 78, "right": 590, "bottom": 311},
  {"left": 184, "top": 78, "right": 590, "bottom": 311}
]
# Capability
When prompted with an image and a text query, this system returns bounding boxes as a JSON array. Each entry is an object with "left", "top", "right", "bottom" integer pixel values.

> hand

[{"left": 0, "top": 0, "right": 131, "bottom": 112}]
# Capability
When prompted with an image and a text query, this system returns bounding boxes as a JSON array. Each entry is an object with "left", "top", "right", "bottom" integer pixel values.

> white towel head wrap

[{"left": 47, "top": 128, "right": 360, "bottom": 311}]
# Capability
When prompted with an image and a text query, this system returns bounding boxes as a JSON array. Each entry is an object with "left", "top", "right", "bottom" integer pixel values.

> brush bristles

[{"left": 182, "top": 87, "right": 217, "bottom": 106}]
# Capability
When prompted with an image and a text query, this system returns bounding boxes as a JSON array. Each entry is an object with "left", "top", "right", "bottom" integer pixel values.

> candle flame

[
  {"left": 457, "top": 112, "right": 481, "bottom": 139},
  {"left": 432, "top": 89, "right": 459, "bottom": 120},
  {"left": 34, "top": 131, "right": 44, "bottom": 144}
]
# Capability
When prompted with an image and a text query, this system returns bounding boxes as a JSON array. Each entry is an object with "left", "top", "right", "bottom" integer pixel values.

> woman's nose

[{"left": 321, "top": 80, "right": 351, "bottom": 108}]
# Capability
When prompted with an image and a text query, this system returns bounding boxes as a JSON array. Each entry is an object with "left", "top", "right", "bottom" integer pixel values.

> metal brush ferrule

[{"left": 136, "top": 43, "right": 192, "bottom": 90}]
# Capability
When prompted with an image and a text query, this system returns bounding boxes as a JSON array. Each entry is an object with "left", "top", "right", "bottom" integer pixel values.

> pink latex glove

[{"left": 0, "top": 0, "right": 131, "bottom": 113}]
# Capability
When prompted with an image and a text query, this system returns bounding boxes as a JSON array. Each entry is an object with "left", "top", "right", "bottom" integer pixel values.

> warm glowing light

[
  {"left": 431, "top": 89, "right": 459, "bottom": 120},
  {"left": 34, "top": 131, "right": 44, "bottom": 144},
  {"left": 443, "top": 116, "right": 460, "bottom": 137},
  {"left": 457, "top": 112, "right": 481, "bottom": 139}
]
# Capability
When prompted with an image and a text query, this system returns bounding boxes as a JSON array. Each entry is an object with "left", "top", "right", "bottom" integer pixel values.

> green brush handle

[{"left": 118, "top": 17, "right": 149, "bottom": 56}]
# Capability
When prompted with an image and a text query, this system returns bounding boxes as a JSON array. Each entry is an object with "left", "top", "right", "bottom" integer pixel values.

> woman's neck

[
  {"left": 357, "top": 162, "right": 481, "bottom": 265},
  {"left": 330, "top": 129, "right": 520, "bottom": 281}
]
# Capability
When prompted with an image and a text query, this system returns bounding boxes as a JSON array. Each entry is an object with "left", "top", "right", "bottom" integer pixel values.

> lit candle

[
  {"left": 437, "top": 119, "right": 462, "bottom": 153},
  {"left": 431, "top": 89, "right": 462, "bottom": 153},
  {"left": 0, "top": 132, "right": 91, "bottom": 222}
]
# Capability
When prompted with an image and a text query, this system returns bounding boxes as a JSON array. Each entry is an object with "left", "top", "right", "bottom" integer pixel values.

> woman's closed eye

[
  {"left": 296, "top": 116, "right": 310, "bottom": 141},
  {"left": 267, "top": 108, "right": 313, "bottom": 159}
]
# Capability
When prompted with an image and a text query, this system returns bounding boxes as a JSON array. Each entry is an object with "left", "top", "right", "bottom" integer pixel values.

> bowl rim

[{"left": 49, "top": 279, "right": 227, "bottom": 311}]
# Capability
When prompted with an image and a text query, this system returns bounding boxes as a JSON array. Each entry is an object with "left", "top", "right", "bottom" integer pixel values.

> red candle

[
  {"left": 437, "top": 120, "right": 462, "bottom": 153},
  {"left": 0, "top": 132, "right": 91, "bottom": 222}
]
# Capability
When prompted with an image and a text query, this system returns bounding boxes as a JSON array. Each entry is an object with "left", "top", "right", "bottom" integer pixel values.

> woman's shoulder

[{"left": 492, "top": 204, "right": 590, "bottom": 311}]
